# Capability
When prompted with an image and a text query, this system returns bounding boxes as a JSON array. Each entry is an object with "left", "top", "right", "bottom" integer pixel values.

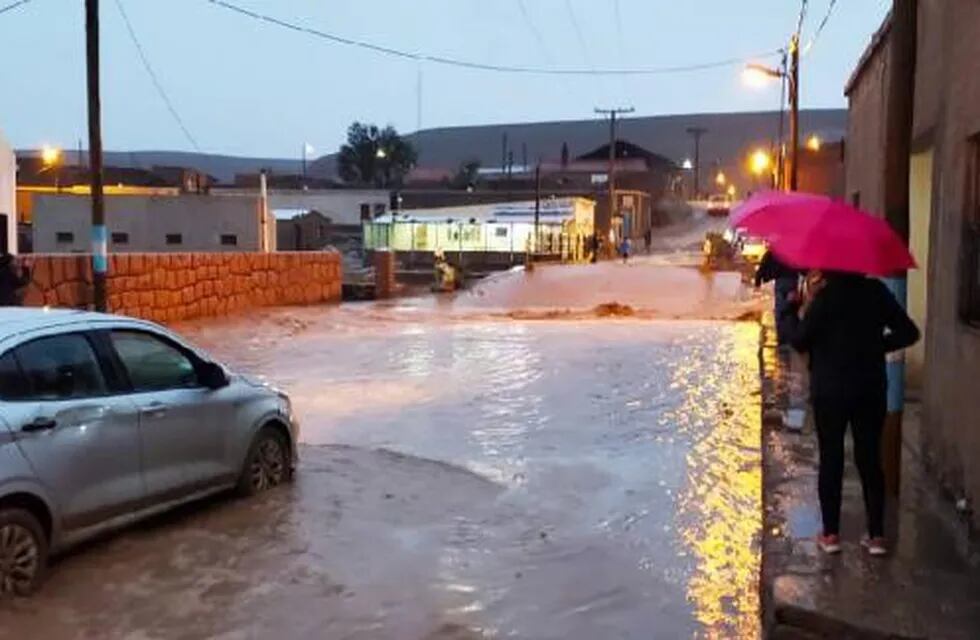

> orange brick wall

[{"left": 15, "top": 252, "right": 342, "bottom": 324}]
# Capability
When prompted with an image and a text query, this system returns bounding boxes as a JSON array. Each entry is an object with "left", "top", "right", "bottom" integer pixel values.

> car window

[
  {"left": 0, "top": 352, "right": 29, "bottom": 401},
  {"left": 14, "top": 334, "right": 108, "bottom": 400},
  {"left": 110, "top": 331, "right": 199, "bottom": 391}
]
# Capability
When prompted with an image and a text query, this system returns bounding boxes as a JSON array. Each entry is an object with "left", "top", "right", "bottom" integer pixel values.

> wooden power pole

[
  {"left": 686, "top": 127, "right": 708, "bottom": 198},
  {"left": 595, "top": 107, "right": 634, "bottom": 251},
  {"left": 86, "top": 0, "right": 107, "bottom": 311},
  {"left": 881, "top": 0, "right": 918, "bottom": 496},
  {"left": 789, "top": 35, "right": 801, "bottom": 191}
]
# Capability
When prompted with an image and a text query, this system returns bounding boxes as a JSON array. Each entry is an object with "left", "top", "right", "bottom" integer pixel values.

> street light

[
  {"left": 743, "top": 35, "right": 800, "bottom": 191},
  {"left": 41, "top": 145, "right": 62, "bottom": 167},
  {"left": 376, "top": 148, "right": 387, "bottom": 159},
  {"left": 750, "top": 149, "right": 772, "bottom": 177},
  {"left": 726, "top": 184, "right": 737, "bottom": 199},
  {"left": 40, "top": 145, "right": 63, "bottom": 192},
  {"left": 806, "top": 134, "right": 822, "bottom": 152},
  {"left": 715, "top": 171, "right": 727, "bottom": 187}
]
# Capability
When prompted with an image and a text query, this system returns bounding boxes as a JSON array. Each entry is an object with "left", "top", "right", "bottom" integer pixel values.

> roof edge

[{"left": 844, "top": 11, "right": 893, "bottom": 96}]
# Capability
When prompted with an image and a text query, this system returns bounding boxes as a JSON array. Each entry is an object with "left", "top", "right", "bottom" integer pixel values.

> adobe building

[{"left": 845, "top": 2, "right": 980, "bottom": 529}]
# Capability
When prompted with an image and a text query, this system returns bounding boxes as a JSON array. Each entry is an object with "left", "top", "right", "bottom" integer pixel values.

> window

[
  {"left": 110, "top": 331, "right": 199, "bottom": 391},
  {"left": 0, "top": 353, "right": 28, "bottom": 401},
  {"left": 360, "top": 204, "right": 371, "bottom": 221},
  {"left": 166, "top": 233, "right": 183, "bottom": 245},
  {"left": 220, "top": 234, "right": 238, "bottom": 246},
  {"left": 495, "top": 227, "right": 508, "bottom": 238},
  {"left": 111, "top": 232, "right": 129, "bottom": 245},
  {"left": 374, "top": 203, "right": 387, "bottom": 217},
  {"left": 962, "top": 135, "right": 980, "bottom": 327},
  {"left": 56, "top": 232, "right": 74, "bottom": 244},
  {"left": 14, "top": 334, "right": 107, "bottom": 400}
]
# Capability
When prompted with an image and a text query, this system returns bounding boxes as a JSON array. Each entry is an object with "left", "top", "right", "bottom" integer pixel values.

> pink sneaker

[
  {"left": 817, "top": 534, "right": 841, "bottom": 554},
  {"left": 861, "top": 536, "right": 888, "bottom": 556}
]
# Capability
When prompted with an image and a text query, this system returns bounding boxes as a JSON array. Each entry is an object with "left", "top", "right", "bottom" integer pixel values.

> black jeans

[{"left": 812, "top": 394, "right": 886, "bottom": 538}]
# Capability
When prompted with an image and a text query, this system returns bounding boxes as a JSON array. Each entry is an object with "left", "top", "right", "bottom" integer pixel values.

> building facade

[
  {"left": 364, "top": 197, "right": 596, "bottom": 267},
  {"left": 0, "top": 130, "right": 16, "bottom": 253},
  {"left": 846, "top": 2, "right": 980, "bottom": 529},
  {"left": 32, "top": 192, "right": 275, "bottom": 253}
]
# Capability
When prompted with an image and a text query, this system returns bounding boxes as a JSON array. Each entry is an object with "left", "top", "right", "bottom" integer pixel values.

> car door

[
  {"left": 1, "top": 333, "right": 144, "bottom": 532},
  {"left": 106, "top": 329, "right": 235, "bottom": 500}
]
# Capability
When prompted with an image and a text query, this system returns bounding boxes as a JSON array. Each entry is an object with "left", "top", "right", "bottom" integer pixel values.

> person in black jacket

[
  {"left": 0, "top": 253, "right": 30, "bottom": 306},
  {"left": 781, "top": 271, "right": 919, "bottom": 556},
  {"left": 754, "top": 250, "right": 800, "bottom": 345}
]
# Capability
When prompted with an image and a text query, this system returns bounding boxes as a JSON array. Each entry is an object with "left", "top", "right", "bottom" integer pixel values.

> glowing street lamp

[
  {"left": 715, "top": 171, "right": 727, "bottom": 187},
  {"left": 376, "top": 148, "right": 387, "bottom": 159},
  {"left": 806, "top": 134, "right": 822, "bottom": 152},
  {"left": 726, "top": 184, "right": 736, "bottom": 198},
  {"left": 41, "top": 145, "right": 62, "bottom": 167},
  {"left": 750, "top": 149, "right": 772, "bottom": 177},
  {"left": 681, "top": 158, "right": 694, "bottom": 170}
]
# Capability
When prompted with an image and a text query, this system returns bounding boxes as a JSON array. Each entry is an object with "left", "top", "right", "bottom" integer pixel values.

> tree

[
  {"left": 337, "top": 122, "right": 417, "bottom": 187},
  {"left": 451, "top": 159, "right": 481, "bottom": 189}
]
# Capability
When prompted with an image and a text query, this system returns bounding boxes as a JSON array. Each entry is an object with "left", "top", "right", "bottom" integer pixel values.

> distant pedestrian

[
  {"left": 782, "top": 270, "right": 919, "bottom": 557},
  {"left": 619, "top": 237, "right": 632, "bottom": 264},
  {"left": 644, "top": 228, "right": 653, "bottom": 254},
  {"left": 0, "top": 253, "right": 30, "bottom": 306},
  {"left": 755, "top": 250, "right": 800, "bottom": 346}
]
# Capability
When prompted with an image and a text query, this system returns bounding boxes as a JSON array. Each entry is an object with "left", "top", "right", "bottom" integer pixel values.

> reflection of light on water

[{"left": 672, "top": 324, "right": 762, "bottom": 638}]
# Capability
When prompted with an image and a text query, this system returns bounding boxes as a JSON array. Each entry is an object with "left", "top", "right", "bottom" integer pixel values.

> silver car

[{"left": 0, "top": 308, "right": 298, "bottom": 597}]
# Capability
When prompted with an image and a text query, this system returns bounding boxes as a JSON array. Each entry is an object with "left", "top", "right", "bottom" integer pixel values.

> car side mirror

[{"left": 199, "top": 361, "right": 229, "bottom": 390}]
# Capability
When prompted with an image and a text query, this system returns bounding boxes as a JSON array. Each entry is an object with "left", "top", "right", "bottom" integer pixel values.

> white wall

[
  {"left": 32, "top": 193, "right": 269, "bottom": 253},
  {"left": 0, "top": 130, "right": 17, "bottom": 254},
  {"left": 217, "top": 189, "right": 390, "bottom": 226}
]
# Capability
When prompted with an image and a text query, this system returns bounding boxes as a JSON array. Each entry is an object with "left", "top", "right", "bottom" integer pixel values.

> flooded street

[{"left": 0, "top": 259, "right": 765, "bottom": 640}]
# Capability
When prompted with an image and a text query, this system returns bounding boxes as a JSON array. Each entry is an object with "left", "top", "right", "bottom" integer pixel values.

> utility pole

[
  {"left": 881, "top": 0, "right": 918, "bottom": 496},
  {"left": 595, "top": 106, "right": 634, "bottom": 253},
  {"left": 85, "top": 0, "right": 107, "bottom": 312},
  {"left": 685, "top": 127, "right": 707, "bottom": 199},
  {"left": 788, "top": 34, "right": 801, "bottom": 191},
  {"left": 534, "top": 162, "right": 541, "bottom": 255},
  {"left": 501, "top": 133, "right": 508, "bottom": 177},
  {"left": 777, "top": 50, "right": 788, "bottom": 189}
]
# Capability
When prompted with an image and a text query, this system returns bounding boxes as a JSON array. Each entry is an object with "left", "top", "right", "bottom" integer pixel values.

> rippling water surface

[{"left": 185, "top": 305, "right": 762, "bottom": 639}]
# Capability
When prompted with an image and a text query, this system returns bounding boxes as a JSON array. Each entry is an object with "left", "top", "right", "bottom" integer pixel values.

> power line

[
  {"left": 796, "top": 0, "right": 810, "bottom": 37},
  {"left": 563, "top": 0, "right": 592, "bottom": 67},
  {"left": 114, "top": 0, "right": 200, "bottom": 151},
  {"left": 205, "top": 0, "right": 781, "bottom": 77},
  {"left": 516, "top": 0, "right": 554, "bottom": 65},
  {"left": 0, "top": 0, "right": 33, "bottom": 16},
  {"left": 805, "top": 0, "right": 839, "bottom": 53}
]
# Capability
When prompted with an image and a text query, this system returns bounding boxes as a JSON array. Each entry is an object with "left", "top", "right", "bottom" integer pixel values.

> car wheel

[
  {"left": 0, "top": 509, "right": 47, "bottom": 598},
  {"left": 237, "top": 428, "right": 289, "bottom": 497}
]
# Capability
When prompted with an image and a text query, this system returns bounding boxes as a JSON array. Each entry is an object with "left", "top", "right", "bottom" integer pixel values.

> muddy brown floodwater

[{"left": 0, "top": 261, "right": 764, "bottom": 640}]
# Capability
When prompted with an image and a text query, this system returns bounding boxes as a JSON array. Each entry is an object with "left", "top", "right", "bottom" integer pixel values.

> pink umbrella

[{"left": 730, "top": 191, "right": 916, "bottom": 276}]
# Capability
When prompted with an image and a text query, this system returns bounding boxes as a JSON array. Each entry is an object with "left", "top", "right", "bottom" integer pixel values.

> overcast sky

[{"left": 0, "top": 0, "right": 890, "bottom": 158}]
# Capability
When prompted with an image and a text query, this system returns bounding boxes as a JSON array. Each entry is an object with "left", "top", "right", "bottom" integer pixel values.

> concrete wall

[
  {"left": 0, "top": 131, "right": 17, "bottom": 253},
  {"left": 914, "top": 1, "right": 980, "bottom": 529},
  {"left": 15, "top": 251, "right": 342, "bottom": 324},
  {"left": 845, "top": 30, "right": 890, "bottom": 215},
  {"left": 32, "top": 193, "right": 275, "bottom": 254},
  {"left": 216, "top": 188, "right": 390, "bottom": 226},
  {"left": 848, "top": 2, "right": 980, "bottom": 528}
]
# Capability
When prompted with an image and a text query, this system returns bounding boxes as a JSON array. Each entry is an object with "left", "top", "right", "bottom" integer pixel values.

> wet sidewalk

[{"left": 759, "top": 311, "right": 980, "bottom": 639}]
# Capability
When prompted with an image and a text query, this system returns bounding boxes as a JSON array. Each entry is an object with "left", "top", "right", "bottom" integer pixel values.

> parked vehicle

[
  {"left": 0, "top": 309, "right": 298, "bottom": 597},
  {"left": 706, "top": 194, "right": 732, "bottom": 217}
]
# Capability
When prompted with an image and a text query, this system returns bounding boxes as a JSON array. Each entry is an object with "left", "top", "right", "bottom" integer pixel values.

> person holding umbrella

[
  {"left": 732, "top": 192, "right": 920, "bottom": 556},
  {"left": 783, "top": 269, "right": 918, "bottom": 556}
]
